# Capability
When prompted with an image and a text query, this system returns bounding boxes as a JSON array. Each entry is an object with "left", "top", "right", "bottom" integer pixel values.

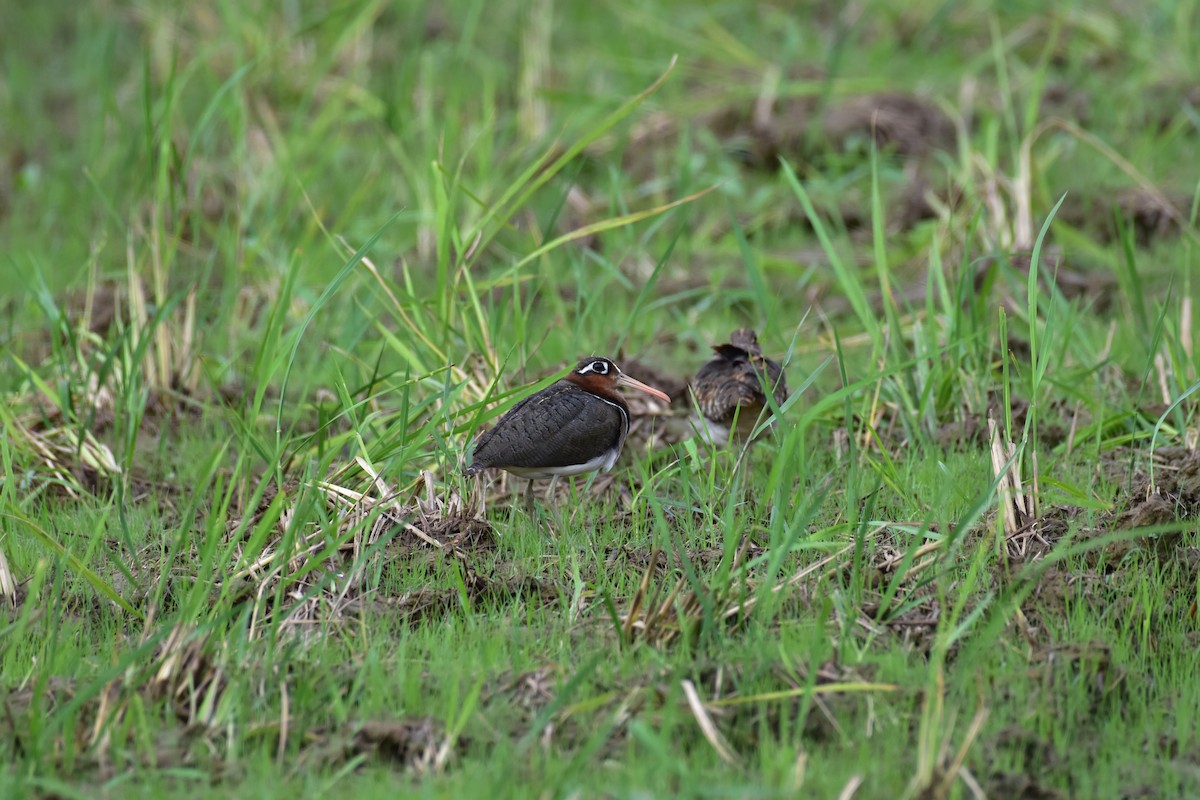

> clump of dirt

[
  {"left": 1110, "top": 188, "right": 1193, "bottom": 245},
  {"left": 704, "top": 93, "right": 820, "bottom": 171},
  {"left": 984, "top": 723, "right": 1065, "bottom": 799},
  {"left": 419, "top": 3, "right": 452, "bottom": 42},
  {"left": 306, "top": 717, "right": 458, "bottom": 773},
  {"left": 458, "top": 557, "right": 559, "bottom": 607},
  {"left": 974, "top": 250, "right": 1120, "bottom": 315},
  {"left": 342, "top": 588, "right": 459, "bottom": 624},
  {"left": 1115, "top": 492, "right": 1175, "bottom": 530},
  {"left": 1006, "top": 511, "right": 1075, "bottom": 565},
  {"left": 891, "top": 173, "right": 944, "bottom": 232},
  {"left": 701, "top": 658, "right": 875, "bottom": 749},
  {"left": 993, "top": 723, "right": 1061, "bottom": 769},
  {"left": 1024, "top": 563, "right": 1101, "bottom": 615},
  {"left": 601, "top": 539, "right": 766, "bottom": 581},
  {"left": 481, "top": 665, "right": 561, "bottom": 745},
  {"left": 986, "top": 769, "right": 1065, "bottom": 799},
  {"left": 655, "top": 62, "right": 824, "bottom": 171},
  {"left": 695, "top": 64, "right": 957, "bottom": 166},
  {"left": 1059, "top": 187, "right": 1193, "bottom": 246},
  {"left": 586, "top": 58, "right": 960, "bottom": 180},
  {"left": 484, "top": 665, "right": 560, "bottom": 712},
  {"left": 422, "top": 514, "right": 497, "bottom": 552},
  {"left": 1142, "top": 80, "right": 1200, "bottom": 132},
  {"left": 710, "top": 88, "right": 958, "bottom": 168},
  {"left": 1031, "top": 641, "right": 1131, "bottom": 711},
  {"left": 863, "top": 593, "right": 941, "bottom": 654},
  {"left": 935, "top": 413, "right": 989, "bottom": 449},
  {"left": 1106, "top": 446, "right": 1200, "bottom": 535},
  {"left": 820, "top": 91, "right": 957, "bottom": 159},
  {"left": 1040, "top": 82, "right": 1092, "bottom": 124}
]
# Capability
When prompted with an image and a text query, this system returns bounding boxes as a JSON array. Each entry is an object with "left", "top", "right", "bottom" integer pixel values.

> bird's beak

[{"left": 616, "top": 372, "right": 671, "bottom": 403}]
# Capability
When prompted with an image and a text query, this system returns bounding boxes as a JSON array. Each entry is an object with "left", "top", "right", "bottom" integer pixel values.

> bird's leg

[
  {"left": 568, "top": 476, "right": 583, "bottom": 526},
  {"left": 524, "top": 479, "right": 537, "bottom": 512},
  {"left": 545, "top": 475, "right": 561, "bottom": 504}
]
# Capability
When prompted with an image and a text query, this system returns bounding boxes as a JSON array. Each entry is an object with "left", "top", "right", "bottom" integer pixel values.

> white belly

[
  {"left": 692, "top": 414, "right": 731, "bottom": 447},
  {"left": 503, "top": 447, "right": 619, "bottom": 479}
]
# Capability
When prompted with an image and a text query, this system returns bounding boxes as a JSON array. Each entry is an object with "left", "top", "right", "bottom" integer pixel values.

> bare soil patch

[{"left": 1059, "top": 187, "right": 1194, "bottom": 246}]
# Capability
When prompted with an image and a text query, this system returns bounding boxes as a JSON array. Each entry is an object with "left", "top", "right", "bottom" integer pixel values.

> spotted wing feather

[
  {"left": 690, "top": 328, "right": 789, "bottom": 443},
  {"left": 692, "top": 356, "right": 787, "bottom": 425}
]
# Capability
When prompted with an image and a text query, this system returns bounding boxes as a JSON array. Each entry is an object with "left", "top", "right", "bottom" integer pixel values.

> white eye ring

[{"left": 590, "top": 360, "right": 608, "bottom": 374}]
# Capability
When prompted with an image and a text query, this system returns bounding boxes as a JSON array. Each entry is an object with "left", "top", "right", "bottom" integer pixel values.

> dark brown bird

[
  {"left": 690, "top": 329, "right": 788, "bottom": 446},
  {"left": 465, "top": 357, "right": 671, "bottom": 486}
]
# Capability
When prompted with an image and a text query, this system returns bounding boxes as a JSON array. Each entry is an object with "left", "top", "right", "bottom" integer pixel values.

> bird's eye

[{"left": 590, "top": 360, "right": 607, "bottom": 374}]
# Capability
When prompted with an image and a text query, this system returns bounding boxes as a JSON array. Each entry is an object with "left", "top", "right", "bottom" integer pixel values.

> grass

[{"left": 3, "top": 0, "right": 1200, "bottom": 797}]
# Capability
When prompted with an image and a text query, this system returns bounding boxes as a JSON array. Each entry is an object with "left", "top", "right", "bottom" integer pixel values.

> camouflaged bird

[{"left": 690, "top": 329, "right": 788, "bottom": 446}]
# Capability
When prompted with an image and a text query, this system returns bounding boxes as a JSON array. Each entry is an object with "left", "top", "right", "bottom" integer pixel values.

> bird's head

[{"left": 566, "top": 357, "right": 671, "bottom": 403}]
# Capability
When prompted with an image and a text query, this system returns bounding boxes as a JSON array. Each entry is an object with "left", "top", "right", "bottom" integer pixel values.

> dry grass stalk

[
  {"left": 681, "top": 679, "right": 741, "bottom": 766},
  {"left": 321, "top": 459, "right": 443, "bottom": 548},
  {"left": 618, "top": 544, "right": 725, "bottom": 647},
  {"left": 0, "top": 544, "right": 16, "bottom": 606},
  {"left": 1154, "top": 352, "right": 1171, "bottom": 406},
  {"left": 930, "top": 704, "right": 989, "bottom": 800},
  {"left": 870, "top": 533, "right": 948, "bottom": 583},
  {"left": 721, "top": 544, "right": 852, "bottom": 621},
  {"left": 619, "top": 543, "right": 853, "bottom": 647},
  {"left": 1183, "top": 297, "right": 1194, "bottom": 361},
  {"left": 126, "top": 234, "right": 202, "bottom": 394},
  {"left": 237, "top": 463, "right": 489, "bottom": 640},
  {"left": 7, "top": 411, "right": 123, "bottom": 498},
  {"left": 987, "top": 410, "right": 1031, "bottom": 539},
  {"left": 1065, "top": 399, "right": 1083, "bottom": 456},
  {"left": 836, "top": 776, "right": 864, "bottom": 800},
  {"left": 149, "top": 623, "right": 228, "bottom": 727}
]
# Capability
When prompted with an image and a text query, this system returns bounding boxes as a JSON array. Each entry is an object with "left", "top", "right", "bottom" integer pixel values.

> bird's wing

[
  {"left": 764, "top": 359, "right": 789, "bottom": 406},
  {"left": 468, "top": 382, "right": 557, "bottom": 456},
  {"left": 691, "top": 360, "right": 763, "bottom": 423},
  {"left": 471, "top": 386, "right": 624, "bottom": 470}
]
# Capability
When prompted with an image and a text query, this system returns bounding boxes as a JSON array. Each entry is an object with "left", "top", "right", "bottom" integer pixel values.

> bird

[
  {"left": 690, "top": 328, "right": 788, "bottom": 447},
  {"left": 464, "top": 357, "right": 671, "bottom": 502}
]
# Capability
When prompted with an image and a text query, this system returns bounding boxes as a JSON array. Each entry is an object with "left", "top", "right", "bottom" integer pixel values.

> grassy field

[{"left": 3, "top": 0, "right": 1200, "bottom": 797}]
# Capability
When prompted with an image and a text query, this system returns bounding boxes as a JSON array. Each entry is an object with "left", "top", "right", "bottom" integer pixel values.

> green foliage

[{"left": 1, "top": 0, "right": 1199, "bottom": 797}]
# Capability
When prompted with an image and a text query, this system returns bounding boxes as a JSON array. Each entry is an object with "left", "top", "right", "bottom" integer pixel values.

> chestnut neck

[{"left": 564, "top": 372, "right": 629, "bottom": 411}]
